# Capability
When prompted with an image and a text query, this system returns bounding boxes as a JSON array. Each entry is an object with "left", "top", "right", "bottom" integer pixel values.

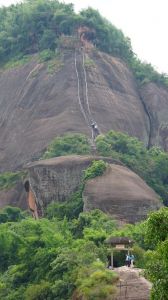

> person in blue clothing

[
  {"left": 125, "top": 254, "right": 131, "bottom": 267},
  {"left": 130, "top": 254, "right": 135, "bottom": 267}
]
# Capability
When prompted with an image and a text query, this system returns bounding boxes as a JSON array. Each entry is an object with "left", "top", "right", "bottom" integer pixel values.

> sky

[{"left": 0, "top": 0, "right": 168, "bottom": 74}]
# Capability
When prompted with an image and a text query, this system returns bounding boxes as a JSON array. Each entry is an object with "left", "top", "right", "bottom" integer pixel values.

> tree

[
  {"left": 145, "top": 208, "right": 168, "bottom": 248},
  {"left": 145, "top": 208, "right": 168, "bottom": 300}
]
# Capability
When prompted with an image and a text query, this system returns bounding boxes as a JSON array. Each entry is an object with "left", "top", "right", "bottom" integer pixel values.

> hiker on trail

[
  {"left": 125, "top": 254, "right": 131, "bottom": 267},
  {"left": 130, "top": 254, "right": 135, "bottom": 268},
  {"left": 91, "top": 121, "right": 99, "bottom": 140}
]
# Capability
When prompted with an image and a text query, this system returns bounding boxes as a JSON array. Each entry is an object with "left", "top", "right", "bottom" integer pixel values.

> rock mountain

[
  {"left": 0, "top": 48, "right": 168, "bottom": 172},
  {"left": 0, "top": 43, "right": 167, "bottom": 222}
]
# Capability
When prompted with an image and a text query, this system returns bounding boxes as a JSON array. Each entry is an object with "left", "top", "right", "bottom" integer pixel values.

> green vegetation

[
  {"left": 41, "top": 131, "right": 168, "bottom": 206},
  {"left": 144, "top": 208, "right": 168, "bottom": 300},
  {"left": 0, "top": 202, "right": 167, "bottom": 299},
  {"left": 84, "top": 160, "right": 107, "bottom": 180},
  {"left": 42, "top": 133, "right": 91, "bottom": 158},
  {"left": 96, "top": 131, "right": 168, "bottom": 205},
  {"left": 84, "top": 58, "right": 96, "bottom": 69},
  {"left": 0, "top": 192, "right": 167, "bottom": 300},
  {"left": 0, "top": 206, "right": 25, "bottom": 223},
  {"left": 38, "top": 49, "right": 56, "bottom": 62},
  {"left": 130, "top": 56, "right": 168, "bottom": 86},
  {"left": 76, "top": 261, "right": 118, "bottom": 299},
  {"left": 46, "top": 189, "right": 83, "bottom": 221},
  {"left": 0, "top": 171, "right": 23, "bottom": 190},
  {"left": 0, "top": 0, "right": 167, "bottom": 85},
  {"left": 0, "top": 208, "right": 118, "bottom": 300},
  {"left": 1, "top": 55, "right": 32, "bottom": 70}
]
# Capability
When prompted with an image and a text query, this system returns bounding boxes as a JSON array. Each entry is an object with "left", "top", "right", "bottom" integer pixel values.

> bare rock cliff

[
  {"left": 140, "top": 82, "right": 168, "bottom": 150},
  {"left": 0, "top": 49, "right": 168, "bottom": 171},
  {"left": 26, "top": 155, "right": 121, "bottom": 209},
  {"left": 83, "top": 164, "right": 162, "bottom": 224},
  {"left": 25, "top": 155, "right": 162, "bottom": 223}
]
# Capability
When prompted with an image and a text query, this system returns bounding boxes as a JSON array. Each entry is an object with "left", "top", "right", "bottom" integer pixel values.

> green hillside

[{"left": 0, "top": 0, "right": 167, "bottom": 85}]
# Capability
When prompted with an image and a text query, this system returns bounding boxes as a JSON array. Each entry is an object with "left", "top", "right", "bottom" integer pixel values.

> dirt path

[{"left": 114, "top": 266, "right": 152, "bottom": 300}]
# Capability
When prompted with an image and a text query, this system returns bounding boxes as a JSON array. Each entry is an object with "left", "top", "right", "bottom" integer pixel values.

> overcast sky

[{"left": 0, "top": 0, "right": 168, "bottom": 74}]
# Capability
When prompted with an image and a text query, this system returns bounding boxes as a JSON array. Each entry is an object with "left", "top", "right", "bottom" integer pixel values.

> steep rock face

[
  {"left": 83, "top": 164, "right": 162, "bottom": 224},
  {"left": 140, "top": 82, "right": 168, "bottom": 150},
  {"left": 26, "top": 155, "right": 162, "bottom": 223},
  {"left": 0, "top": 49, "right": 165, "bottom": 172},
  {"left": 0, "top": 181, "right": 27, "bottom": 209},
  {"left": 26, "top": 155, "right": 121, "bottom": 210},
  {"left": 87, "top": 51, "right": 150, "bottom": 143}
]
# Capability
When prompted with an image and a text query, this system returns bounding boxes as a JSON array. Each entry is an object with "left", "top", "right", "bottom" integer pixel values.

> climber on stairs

[{"left": 91, "top": 121, "right": 99, "bottom": 140}]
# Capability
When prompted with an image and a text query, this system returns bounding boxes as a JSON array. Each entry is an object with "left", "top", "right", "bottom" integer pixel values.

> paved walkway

[{"left": 114, "top": 266, "right": 152, "bottom": 300}]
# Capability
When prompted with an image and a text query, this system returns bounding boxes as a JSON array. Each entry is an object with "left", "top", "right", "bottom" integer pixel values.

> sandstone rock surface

[
  {"left": 26, "top": 155, "right": 162, "bottom": 223},
  {"left": 140, "top": 82, "right": 168, "bottom": 150},
  {"left": 0, "top": 181, "right": 27, "bottom": 209},
  {"left": 83, "top": 163, "right": 162, "bottom": 223},
  {"left": 26, "top": 155, "right": 121, "bottom": 209},
  {"left": 0, "top": 50, "right": 168, "bottom": 172}
]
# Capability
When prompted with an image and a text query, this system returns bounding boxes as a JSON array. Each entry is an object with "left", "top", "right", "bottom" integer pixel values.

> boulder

[
  {"left": 25, "top": 155, "right": 162, "bottom": 223},
  {"left": 83, "top": 164, "right": 162, "bottom": 223}
]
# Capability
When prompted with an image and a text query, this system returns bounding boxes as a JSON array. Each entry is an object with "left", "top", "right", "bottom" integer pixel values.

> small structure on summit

[{"left": 105, "top": 237, "right": 134, "bottom": 269}]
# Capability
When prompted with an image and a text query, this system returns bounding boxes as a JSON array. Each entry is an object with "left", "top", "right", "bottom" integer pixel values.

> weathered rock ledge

[{"left": 25, "top": 155, "right": 162, "bottom": 223}]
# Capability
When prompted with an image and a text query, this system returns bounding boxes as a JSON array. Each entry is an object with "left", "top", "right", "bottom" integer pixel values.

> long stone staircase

[{"left": 114, "top": 267, "right": 152, "bottom": 300}]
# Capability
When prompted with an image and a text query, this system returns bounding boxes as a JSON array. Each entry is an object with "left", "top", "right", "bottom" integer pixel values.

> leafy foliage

[
  {"left": 84, "top": 160, "right": 107, "bottom": 180},
  {"left": 0, "top": 202, "right": 167, "bottom": 299},
  {"left": 144, "top": 208, "right": 168, "bottom": 299},
  {"left": 0, "top": 0, "right": 167, "bottom": 85},
  {"left": 0, "top": 206, "right": 24, "bottom": 223},
  {"left": 95, "top": 131, "right": 168, "bottom": 205},
  {"left": 0, "top": 209, "right": 118, "bottom": 300},
  {"left": 76, "top": 261, "right": 118, "bottom": 300},
  {"left": 46, "top": 189, "right": 83, "bottom": 221},
  {"left": 0, "top": 171, "right": 23, "bottom": 190},
  {"left": 42, "top": 133, "right": 91, "bottom": 159},
  {"left": 129, "top": 56, "right": 168, "bottom": 86},
  {"left": 144, "top": 207, "right": 168, "bottom": 249}
]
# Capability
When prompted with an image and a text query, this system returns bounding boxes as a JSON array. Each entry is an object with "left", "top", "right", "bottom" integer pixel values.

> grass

[
  {"left": 1, "top": 55, "right": 33, "bottom": 71},
  {"left": 84, "top": 58, "right": 96, "bottom": 69},
  {"left": 0, "top": 171, "right": 26, "bottom": 190},
  {"left": 47, "top": 58, "right": 64, "bottom": 74}
]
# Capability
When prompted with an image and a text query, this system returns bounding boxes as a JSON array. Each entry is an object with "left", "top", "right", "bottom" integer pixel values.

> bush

[
  {"left": 76, "top": 261, "right": 118, "bottom": 300},
  {"left": 39, "top": 49, "right": 55, "bottom": 62},
  {"left": 46, "top": 189, "right": 83, "bottom": 220},
  {"left": 42, "top": 133, "right": 91, "bottom": 159},
  {"left": 84, "top": 160, "right": 107, "bottom": 180},
  {"left": 0, "top": 206, "right": 24, "bottom": 223},
  {"left": 24, "top": 281, "right": 53, "bottom": 300},
  {"left": 0, "top": 172, "right": 22, "bottom": 190}
]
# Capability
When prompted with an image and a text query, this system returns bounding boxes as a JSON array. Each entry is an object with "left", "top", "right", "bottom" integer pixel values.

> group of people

[{"left": 125, "top": 254, "right": 135, "bottom": 268}]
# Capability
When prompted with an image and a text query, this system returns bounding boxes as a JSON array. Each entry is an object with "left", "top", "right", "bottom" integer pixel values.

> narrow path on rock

[{"left": 114, "top": 266, "right": 152, "bottom": 300}]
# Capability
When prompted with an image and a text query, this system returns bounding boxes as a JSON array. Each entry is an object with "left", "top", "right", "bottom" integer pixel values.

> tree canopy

[
  {"left": 0, "top": 208, "right": 118, "bottom": 300},
  {"left": 0, "top": 0, "right": 167, "bottom": 85}
]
